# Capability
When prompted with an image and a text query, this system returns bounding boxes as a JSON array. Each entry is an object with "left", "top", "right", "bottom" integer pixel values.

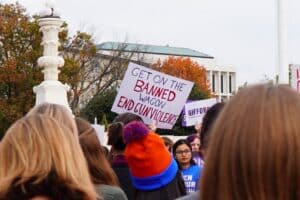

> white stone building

[
  {"left": 204, "top": 64, "right": 236, "bottom": 102},
  {"left": 97, "top": 42, "right": 236, "bottom": 102}
]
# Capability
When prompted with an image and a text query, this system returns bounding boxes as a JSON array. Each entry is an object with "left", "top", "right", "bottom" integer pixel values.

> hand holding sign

[
  {"left": 194, "top": 120, "right": 202, "bottom": 133},
  {"left": 148, "top": 120, "right": 157, "bottom": 132}
]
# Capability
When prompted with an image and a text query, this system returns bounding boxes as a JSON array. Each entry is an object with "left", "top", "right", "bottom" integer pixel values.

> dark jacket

[
  {"left": 134, "top": 170, "right": 186, "bottom": 200},
  {"left": 175, "top": 191, "right": 199, "bottom": 200},
  {"left": 112, "top": 155, "right": 134, "bottom": 200}
]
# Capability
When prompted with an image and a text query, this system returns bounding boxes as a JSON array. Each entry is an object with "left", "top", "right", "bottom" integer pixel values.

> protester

[
  {"left": 173, "top": 139, "right": 201, "bottom": 194},
  {"left": 123, "top": 121, "right": 186, "bottom": 200},
  {"left": 199, "top": 102, "right": 225, "bottom": 159},
  {"left": 201, "top": 84, "right": 300, "bottom": 199},
  {"left": 77, "top": 117, "right": 128, "bottom": 200},
  {"left": 186, "top": 134, "right": 200, "bottom": 153},
  {"left": 186, "top": 134, "right": 204, "bottom": 167},
  {"left": 194, "top": 121, "right": 201, "bottom": 134},
  {"left": 107, "top": 112, "right": 143, "bottom": 200},
  {"left": 27, "top": 103, "right": 78, "bottom": 136},
  {"left": 0, "top": 115, "right": 97, "bottom": 200},
  {"left": 176, "top": 102, "right": 225, "bottom": 200},
  {"left": 161, "top": 136, "right": 174, "bottom": 153}
]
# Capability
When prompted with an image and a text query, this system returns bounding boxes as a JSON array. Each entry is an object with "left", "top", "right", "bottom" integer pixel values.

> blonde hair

[
  {"left": 27, "top": 103, "right": 78, "bottom": 136},
  {"left": 200, "top": 84, "right": 300, "bottom": 200},
  {"left": 0, "top": 115, "right": 97, "bottom": 199},
  {"left": 76, "top": 117, "right": 119, "bottom": 186}
]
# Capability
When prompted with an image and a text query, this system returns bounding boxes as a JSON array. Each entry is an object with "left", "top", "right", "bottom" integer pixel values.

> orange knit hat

[{"left": 123, "top": 121, "right": 178, "bottom": 190}]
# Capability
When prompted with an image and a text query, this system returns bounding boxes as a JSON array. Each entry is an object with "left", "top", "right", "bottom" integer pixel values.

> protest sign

[
  {"left": 291, "top": 64, "right": 300, "bottom": 92},
  {"left": 183, "top": 98, "right": 217, "bottom": 127},
  {"left": 92, "top": 124, "right": 105, "bottom": 145},
  {"left": 111, "top": 62, "right": 194, "bottom": 129},
  {"left": 181, "top": 99, "right": 193, "bottom": 127}
]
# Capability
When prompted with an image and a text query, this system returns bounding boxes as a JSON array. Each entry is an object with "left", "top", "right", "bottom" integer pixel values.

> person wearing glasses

[{"left": 173, "top": 139, "right": 201, "bottom": 194}]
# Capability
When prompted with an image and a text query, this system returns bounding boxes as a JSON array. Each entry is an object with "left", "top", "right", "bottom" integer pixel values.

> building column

[
  {"left": 217, "top": 71, "right": 221, "bottom": 102},
  {"left": 209, "top": 70, "right": 213, "bottom": 91},
  {"left": 227, "top": 72, "right": 230, "bottom": 99}
]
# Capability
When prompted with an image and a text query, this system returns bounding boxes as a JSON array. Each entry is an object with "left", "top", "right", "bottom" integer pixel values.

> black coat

[
  {"left": 112, "top": 160, "right": 135, "bottom": 200},
  {"left": 134, "top": 170, "right": 186, "bottom": 200}
]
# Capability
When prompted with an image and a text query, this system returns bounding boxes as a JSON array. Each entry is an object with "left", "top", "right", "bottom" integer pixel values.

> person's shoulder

[
  {"left": 175, "top": 191, "right": 199, "bottom": 200},
  {"left": 96, "top": 184, "right": 128, "bottom": 200}
]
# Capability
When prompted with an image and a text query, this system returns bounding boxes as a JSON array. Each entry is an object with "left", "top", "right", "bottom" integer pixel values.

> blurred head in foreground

[
  {"left": 200, "top": 84, "right": 300, "bottom": 200},
  {"left": 0, "top": 115, "right": 96, "bottom": 199},
  {"left": 27, "top": 103, "right": 78, "bottom": 136}
]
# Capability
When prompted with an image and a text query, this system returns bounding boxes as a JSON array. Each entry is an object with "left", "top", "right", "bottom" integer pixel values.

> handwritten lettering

[
  {"left": 170, "top": 80, "right": 187, "bottom": 91},
  {"left": 153, "top": 74, "right": 168, "bottom": 85},
  {"left": 139, "top": 94, "right": 167, "bottom": 109},
  {"left": 116, "top": 96, "right": 134, "bottom": 110},
  {"left": 131, "top": 67, "right": 152, "bottom": 80},
  {"left": 133, "top": 79, "right": 176, "bottom": 101},
  {"left": 116, "top": 96, "right": 177, "bottom": 125}
]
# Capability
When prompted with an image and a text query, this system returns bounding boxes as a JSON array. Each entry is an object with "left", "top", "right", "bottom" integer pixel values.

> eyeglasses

[{"left": 175, "top": 149, "right": 191, "bottom": 155}]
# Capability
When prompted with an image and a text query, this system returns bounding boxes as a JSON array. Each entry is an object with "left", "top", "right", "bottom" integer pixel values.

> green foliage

[
  {"left": 189, "top": 85, "right": 211, "bottom": 100},
  {"left": 0, "top": 3, "right": 212, "bottom": 139},
  {"left": 0, "top": 3, "right": 43, "bottom": 139},
  {"left": 0, "top": 110, "right": 10, "bottom": 139},
  {"left": 0, "top": 3, "right": 105, "bottom": 138},
  {"left": 0, "top": 3, "right": 91, "bottom": 138},
  {"left": 59, "top": 31, "right": 98, "bottom": 114},
  {"left": 80, "top": 87, "right": 118, "bottom": 125},
  {"left": 101, "top": 114, "right": 108, "bottom": 131}
]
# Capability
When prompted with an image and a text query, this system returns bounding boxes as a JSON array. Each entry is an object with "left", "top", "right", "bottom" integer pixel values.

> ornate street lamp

[{"left": 33, "top": 1, "right": 71, "bottom": 111}]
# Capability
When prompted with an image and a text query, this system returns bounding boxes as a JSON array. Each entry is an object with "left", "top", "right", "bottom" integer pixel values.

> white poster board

[
  {"left": 111, "top": 62, "right": 194, "bottom": 129},
  {"left": 92, "top": 124, "right": 105, "bottom": 145},
  {"left": 291, "top": 64, "right": 300, "bottom": 92},
  {"left": 183, "top": 98, "right": 217, "bottom": 127}
]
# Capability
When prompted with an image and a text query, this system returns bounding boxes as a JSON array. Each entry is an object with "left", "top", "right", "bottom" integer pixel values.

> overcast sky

[{"left": 2, "top": 0, "right": 300, "bottom": 86}]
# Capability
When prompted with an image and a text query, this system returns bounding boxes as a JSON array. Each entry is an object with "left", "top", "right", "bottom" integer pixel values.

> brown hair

[
  {"left": 200, "top": 84, "right": 300, "bottom": 200},
  {"left": 107, "top": 112, "right": 143, "bottom": 151},
  {"left": 0, "top": 115, "right": 97, "bottom": 200},
  {"left": 199, "top": 102, "right": 225, "bottom": 151},
  {"left": 76, "top": 117, "right": 119, "bottom": 186},
  {"left": 161, "top": 136, "right": 174, "bottom": 152}
]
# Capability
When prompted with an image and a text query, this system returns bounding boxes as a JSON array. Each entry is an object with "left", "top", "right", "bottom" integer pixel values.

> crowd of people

[{"left": 1, "top": 83, "right": 300, "bottom": 200}]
